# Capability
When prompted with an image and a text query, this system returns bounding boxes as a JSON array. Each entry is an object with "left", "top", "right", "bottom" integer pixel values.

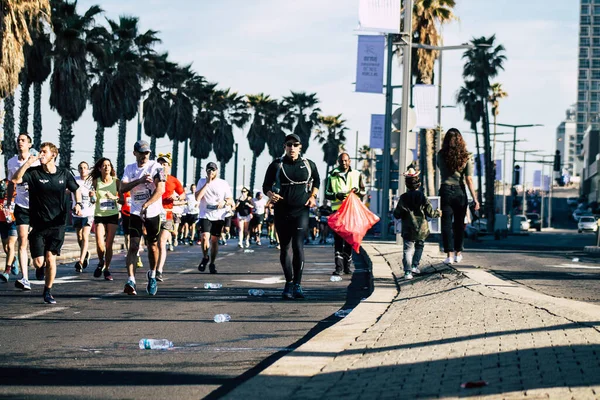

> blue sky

[{"left": 6, "top": 0, "right": 578, "bottom": 187}]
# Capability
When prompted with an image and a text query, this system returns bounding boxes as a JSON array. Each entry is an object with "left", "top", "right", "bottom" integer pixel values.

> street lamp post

[
  {"left": 496, "top": 139, "right": 526, "bottom": 215},
  {"left": 515, "top": 149, "right": 540, "bottom": 215},
  {"left": 494, "top": 123, "right": 543, "bottom": 188}
]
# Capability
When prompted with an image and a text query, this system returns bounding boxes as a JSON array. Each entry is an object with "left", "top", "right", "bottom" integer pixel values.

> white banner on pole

[
  {"left": 355, "top": 35, "right": 385, "bottom": 94},
  {"left": 413, "top": 84, "right": 437, "bottom": 129},
  {"left": 533, "top": 170, "right": 542, "bottom": 188},
  {"left": 370, "top": 114, "right": 385, "bottom": 149},
  {"left": 358, "top": 0, "right": 401, "bottom": 33}
]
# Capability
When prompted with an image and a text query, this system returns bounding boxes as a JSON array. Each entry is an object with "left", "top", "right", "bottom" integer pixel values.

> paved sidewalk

[{"left": 226, "top": 241, "right": 600, "bottom": 399}]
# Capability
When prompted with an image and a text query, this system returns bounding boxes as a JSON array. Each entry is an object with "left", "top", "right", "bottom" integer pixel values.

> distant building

[{"left": 557, "top": 105, "right": 577, "bottom": 176}]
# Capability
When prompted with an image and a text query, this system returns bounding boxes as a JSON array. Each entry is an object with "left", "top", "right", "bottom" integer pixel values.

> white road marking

[
  {"left": 178, "top": 268, "right": 194, "bottom": 274},
  {"left": 12, "top": 307, "right": 68, "bottom": 319},
  {"left": 234, "top": 277, "right": 286, "bottom": 285},
  {"left": 544, "top": 263, "right": 600, "bottom": 270}
]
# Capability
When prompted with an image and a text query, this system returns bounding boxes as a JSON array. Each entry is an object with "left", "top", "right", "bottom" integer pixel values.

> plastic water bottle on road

[
  {"left": 139, "top": 339, "right": 173, "bottom": 350},
  {"left": 334, "top": 309, "right": 352, "bottom": 318},
  {"left": 204, "top": 283, "right": 222, "bottom": 289},
  {"left": 248, "top": 289, "right": 264, "bottom": 297},
  {"left": 214, "top": 314, "right": 231, "bottom": 323},
  {"left": 330, "top": 275, "right": 342, "bottom": 282},
  {"left": 244, "top": 249, "right": 255, "bottom": 253}
]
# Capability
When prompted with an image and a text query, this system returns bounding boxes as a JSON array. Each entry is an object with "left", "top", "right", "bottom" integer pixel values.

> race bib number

[
  {"left": 159, "top": 211, "right": 167, "bottom": 223},
  {"left": 99, "top": 200, "right": 116, "bottom": 211},
  {"left": 133, "top": 191, "right": 150, "bottom": 202},
  {"left": 320, "top": 216, "right": 328, "bottom": 223}
]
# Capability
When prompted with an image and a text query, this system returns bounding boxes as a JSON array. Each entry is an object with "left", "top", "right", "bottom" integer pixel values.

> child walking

[{"left": 393, "top": 168, "right": 441, "bottom": 279}]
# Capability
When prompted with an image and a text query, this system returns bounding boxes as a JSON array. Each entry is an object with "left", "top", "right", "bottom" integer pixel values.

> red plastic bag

[{"left": 328, "top": 193, "right": 380, "bottom": 252}]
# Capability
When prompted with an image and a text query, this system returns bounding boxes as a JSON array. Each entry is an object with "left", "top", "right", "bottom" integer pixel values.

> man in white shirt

[
  {"left": 72, "top": 161, "right": 95, "bottom": 273},
  {"left": 251, "top": 192, "right": 268, "bottom": 245},
  {"left": 195, "top": 162, "right": 233, "bottom": 274},
  {"left": 7, "top": 133, "right": 40, "bottom": 291},
  {"left": 119, "top": 140, "right": 166, "bottom": 296}
]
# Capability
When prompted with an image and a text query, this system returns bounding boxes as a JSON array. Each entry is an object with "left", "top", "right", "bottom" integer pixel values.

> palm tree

[
  {"left": 462, "top": 35, "right": 507, "bottom": 228},
  {"left": 403, "top": 0, "right": 456, "bottom": 195},
  {"left": 190, "top": 111, "right": 213, "bottom": 183},
  {"left": 211, "top": 89, "right": 250, "bottom": 179},
  {"left": 3, "top": 95, "right": 16, "bottom": 171},
  {"left": 24, "top": 25, "right": 52, "bottom": 148},
  {"left": 358, "top": 144, "right": 374, "bottom": 187},
  {"left": 456, "top": 80, "right": 484, "bottom": 205},
  {"left": 105, "top": 16, "right": 160, "bottom": 176},
  {"left": 315, "top": 114, "right": 348, "bottom": 174},
  {"left": 246, "top": 93, "right": 277, "bottom": 193},
  {"left": 282, "top": 91, "right": 321, "bottom": 153},
  {"left": 489, "top": 82, "right": 508, "bottom": 159},
  {"left": 0, "top": 0, "right": 51, "bottom": 99},
  {"left": 50, "top": 0, "right": 102, "bottom": 169}
]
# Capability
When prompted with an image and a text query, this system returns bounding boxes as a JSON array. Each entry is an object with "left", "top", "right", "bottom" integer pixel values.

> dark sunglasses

[{"left": 286, "top": 142, "right": 301, "bottom": 148}]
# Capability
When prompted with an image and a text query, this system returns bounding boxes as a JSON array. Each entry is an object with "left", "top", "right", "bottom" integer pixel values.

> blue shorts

[{"left": 0, "top": 221, "right": 18, "bottom": 240}]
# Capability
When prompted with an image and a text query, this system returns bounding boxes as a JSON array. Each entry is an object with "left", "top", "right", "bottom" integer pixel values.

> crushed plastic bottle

[
  {"left": 139, "top": 339, "right": 173, "bottom": 350},
  {"left": 334, "top": 309, "right": 352, "bottom": 318},
  {"left": 213, "top": 314, "right": 231, "bottom": 323},
  {"left": 248, "top": 289, "right": 264, "bottom": 297},
  {"left": 330, "top": 275, "right": 343, "bottom": 282},
  {"left": 244, "top": 249, "right": 255, "bottom": 253},
  {"left": 204, "top": 283, "right": 222, "bottom": 289},
  {"left": 572, "top": 257, "right": 580, "bottom": 262}
]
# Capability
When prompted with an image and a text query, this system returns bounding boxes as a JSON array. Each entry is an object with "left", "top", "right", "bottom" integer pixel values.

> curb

[{"left": 222, "top": 241, "right": 399, "bottom": 399}]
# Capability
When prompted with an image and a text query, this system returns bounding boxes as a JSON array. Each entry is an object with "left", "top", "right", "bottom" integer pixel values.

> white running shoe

[
  {"left": 443, "top": 257, "right": 454, "bottom": 265},
  {"left": 454, "top": 254, "right": 463, "bottom": 263},
  {"left": 404, "top": 271, "right": 413, "bottom": 280},
  {"left": 411, "top": 267, "right": 421, "bottom": 274}
]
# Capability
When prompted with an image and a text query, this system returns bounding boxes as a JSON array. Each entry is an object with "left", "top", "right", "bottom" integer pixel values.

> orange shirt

[
  {"left": 162, "top": 175, "right": 184, "bottom": 220},
  {"left": 121, "top": 192, "right": 131, "bottom": 216}
]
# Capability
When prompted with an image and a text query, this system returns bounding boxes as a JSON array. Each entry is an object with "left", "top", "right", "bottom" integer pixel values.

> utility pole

[
  {"left": 381, "top": 35, "right": 394, "bottom": 240},
  {"left": 398, "top": 0, "right": 414, "bottom": 196},
  {"left": 496, "top": 139, "right": 525, "bottom": 215},
  {"left": 136, "top": 101, "right": 143, "bottom": 142},
  {"left": 183, "top": 139, "right": 189, "bottom": 187},
  {"left": 233, "top": 143, "right": 239, "bottom": 200}
]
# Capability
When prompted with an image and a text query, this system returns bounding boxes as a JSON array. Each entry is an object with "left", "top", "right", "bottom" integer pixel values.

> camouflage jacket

[{"left": 393, "top": 190, "right": 441, "bottom": 241}]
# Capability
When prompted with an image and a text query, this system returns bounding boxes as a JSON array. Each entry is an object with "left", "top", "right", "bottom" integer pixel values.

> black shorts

[
  {"left": 224, "top": 216, "right": 232, "bottom": 228},
  {"left": 309, "top": 218, "right": 318, "bottom": 229},
  {"left": 29, "top": 226, "right": 66, "bottom": 258},
  {"left": 121, "top": 213, "right": 130, "bottom": 231},
  {"left": 14, "top": 205, "right": 29, "bottom": 226},
  {"left": 185, "top": 213, "right": 198, "bottom": 225},
  {"left": 95, "top": 214, "right": 119, "bottom": 226},
  {"left": 199, "top": 218, "right": 225, "bottom": 237},
  {"left": 251, "top": 213, "right": 265, "bottom": 226},
  {"left": 128, "top": 214, "right": 161, "bottom": 243},
  {"left": 73, "top": 216, "right": 93, "bottom": 229}
]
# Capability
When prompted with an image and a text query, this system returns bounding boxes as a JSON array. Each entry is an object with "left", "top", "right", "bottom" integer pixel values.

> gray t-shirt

[{"left": 437, "top": 153, "right": 474, "bottom": 186}]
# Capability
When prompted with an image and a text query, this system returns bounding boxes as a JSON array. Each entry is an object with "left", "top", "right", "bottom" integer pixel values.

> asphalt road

[
  {"left": 0, "top": 240, "right": 371, "bottom": 399},
  {"left": 459, "top": 229, "right": 600, "bottom": 305}
]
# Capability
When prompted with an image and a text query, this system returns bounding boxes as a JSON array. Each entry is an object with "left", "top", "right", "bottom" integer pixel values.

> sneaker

[
  {"left": 93, "top": 266, "right": 103, "bottom": 278},
  {"left": 82, "top": 251, "right": 90, "bottom": 269},
  {"left": 282, "top": 282, "right": 294, "bottom": 300},
  {"left": 219, "top": 239, "right": 225, "bottom": 246},
  {"left": 226, "top": 232, "right": 231, "bottom": 240},
  {"left": 276, "top": 243, "right": 281, "bottom": 250},
  {"left": 10, "top": 261, "right": 19, "bottom": 276},
  {"left": 293, "top": 284, "right": 305, "bottom": 299},
  {"left": 35, "top": 266, "right": 45, "bottom": 281},
  {"left": 168, "top": 243, "right": 174, "bottom": 252},
  {"left": 411, "top": 267, "right": 421, "bottom": 275},
  {"left": 209, "top": 263, "right": 217, "bottom": 274},
  {"left": 146, "top": 271, "right": 158, "bottom": 295},
  {"left": 136, "top": 256, "right": 143, "bottom": 268},
  {"left": 443, "top": 257, "right": 454, "bottom": 265},
  {"left": 238, "top": 242, "right": 243, "bottom": 248},
  {"left": 156, "top": 270, "right": 163, "bottom": 282},
  {"left": 189, "top": 239, "right": 194, "bottom": 246},
  {"left": 103, "top": 269, "right": 113, "bottom": 281},
  {"left": 124, "top": 280, "right": 137, "bottom": 295},
  {"left": 343, "top": 268, "right": 352, "bottom": 275},
  {"left": 15, "top": 278, "right": 31, "bottom": 291},
  {"left": 454, "top": 254, "right": 463, "bottom": 264},
  {"left": 245, "top": 241, "right": 250, "bottom": 248},
  {"left": 404, "top": 271, "right": 414, "bottom": 280},
  {"left": 198, "top": 256, "right": 209, "bottom": 272},
  {"left": 74, "top": 261, "right": 83, "bottom": 273},
  {"left": 0, "top": 272, "right": 9, "bottom": 282},
  {"left": 43, "top": 289, "right": 56, "bottom": 304},
  {"left": 256, "top": 240, "right": 261, "bottom": 246}
]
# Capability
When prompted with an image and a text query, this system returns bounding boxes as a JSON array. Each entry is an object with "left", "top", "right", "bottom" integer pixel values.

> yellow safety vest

[{"left": 329, "top": 168, "right": 362, "bottom": 211}]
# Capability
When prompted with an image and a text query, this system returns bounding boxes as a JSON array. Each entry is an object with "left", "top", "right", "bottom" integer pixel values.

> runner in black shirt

[
  {"left": 263, "top": 133, "right": 320, "bottom": 299},
  {"left": 12, "top": 142, "right": 82, "bottom": 304}
]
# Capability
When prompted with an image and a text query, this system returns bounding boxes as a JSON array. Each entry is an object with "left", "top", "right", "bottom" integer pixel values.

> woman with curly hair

[{"left": 437, "top": 128, "right": 479, "bottom": 264}]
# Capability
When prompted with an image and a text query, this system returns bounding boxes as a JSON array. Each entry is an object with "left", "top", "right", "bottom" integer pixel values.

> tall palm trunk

[
  {"left": 3, "top": 95, "right": 16, "bottom": 172},
  {"left": 195, "top": 158, "right": 202, "bottom": 183},
  {"left": 425, "top": 129, "right": 435, "bottom": 195},
  {"left": 94, "top": 122, "right": 104, "bottom": 162},
  {"left": 249, "top": 154, "right": 258, "bottom": 194},
  {"left": 219, "top": 161, "right": 226, "bottom": 179},
  {"left": 171, "top": 140, "right": 179, "bottom": 178},
  {"left": 473, "top": 127, "right": 483, "bottom": 206},
  {"left": 482, "top": 96, "right": 495, "bottom": 230},
  {"left": 19, "top": 79, "right": 31, "bottom": 134},
  {"left": 117, "top": 116, "right": 127, "bottom": 178},
  {"left": 149, "top": 136, "right": 157, "bottom": 158},
  {"left": 33, "top": 82, "right": 42, "bottom": 149},
  {"left": 58, "top": 118, "right": 74, "bottom": 169}
]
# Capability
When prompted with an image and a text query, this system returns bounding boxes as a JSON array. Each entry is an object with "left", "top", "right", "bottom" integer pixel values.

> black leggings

[
  {"left": 439, "top": 184, "right": 468, "bottom": 253},
  {"left": 274, "top": 209, "right": 309, "bottom": 284}
]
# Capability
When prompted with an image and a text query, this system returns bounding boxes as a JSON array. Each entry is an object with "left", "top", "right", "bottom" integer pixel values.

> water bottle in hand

[
  {"left": 204, "top": 283, "right": 222, "bottom": 289},
  {"left": 248, "top": 289, "right": 264, "bottom": 297},
  {"left": 139, "top": 339, "right": 173, "bottom": 350},
  {"left": 214, "top": 314, "right": 231, "bottom": 323}
]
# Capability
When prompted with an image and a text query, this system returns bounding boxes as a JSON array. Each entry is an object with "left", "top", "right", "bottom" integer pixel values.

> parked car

[
  {"left": 526, "top": 213, "right": 541, "bottom": 232},
  {"left": 514, "top": 215, "right": 530, "bottom": 232},
  {"left": 573, "top": 209, "right": 594, "bottom": 222},
  {"left": 578, "top": 216, "right": 598, "bottom": 233}
]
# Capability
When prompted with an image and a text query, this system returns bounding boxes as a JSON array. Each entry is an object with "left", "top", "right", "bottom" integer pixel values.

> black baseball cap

[
  {"left": 134, "top": 140, "right": 150, "bottom": 153},
  {"left": 284, "top": 133, "right": 301, "bottom": 144},
  {"left": 206, "top": 162, "right": 218, "bottom": 171}
]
